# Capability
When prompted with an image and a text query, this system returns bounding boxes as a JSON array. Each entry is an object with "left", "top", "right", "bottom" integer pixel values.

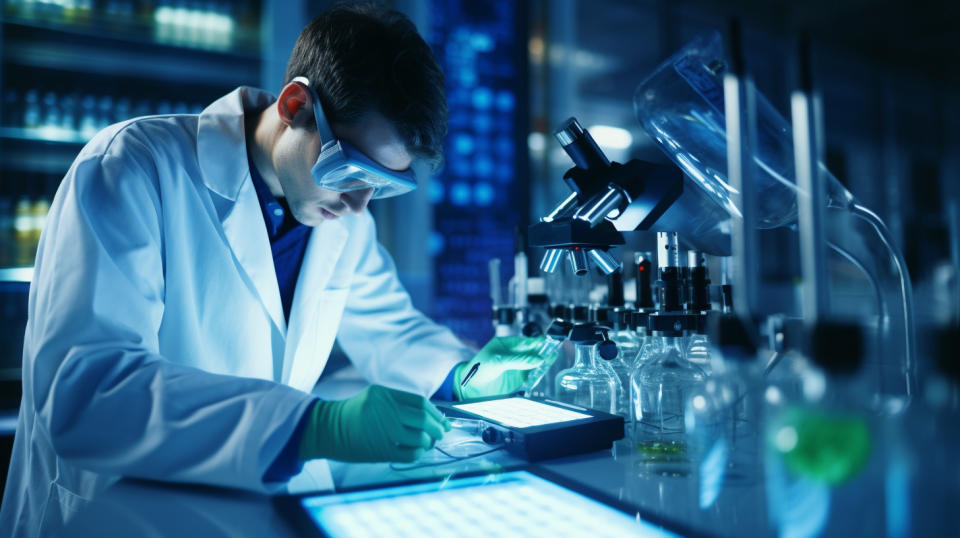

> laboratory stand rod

[{"left": 792, "top": 33, "right": 830, "bottom": 323}]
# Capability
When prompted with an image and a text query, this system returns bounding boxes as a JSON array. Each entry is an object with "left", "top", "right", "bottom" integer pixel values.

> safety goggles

[{"left": 292, "top": 76, "right": 417, "bottom": 199}]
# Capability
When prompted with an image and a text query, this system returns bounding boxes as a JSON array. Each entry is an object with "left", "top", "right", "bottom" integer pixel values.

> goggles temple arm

[{"left": 291, "top": 76, "right": 336, "bottom": 148}]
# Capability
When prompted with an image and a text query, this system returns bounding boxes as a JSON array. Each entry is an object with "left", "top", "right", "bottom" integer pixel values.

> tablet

[
  {"left": 275, "top": 468, "right": 686, "bottom": 537},
  {"left": 435, "top": 395, "right": 624, "bottom": 461}
]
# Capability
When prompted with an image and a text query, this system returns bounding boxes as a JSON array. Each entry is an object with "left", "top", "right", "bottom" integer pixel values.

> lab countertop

[{"left": 58, "top": 435, "right": 771, "bottom": 537}]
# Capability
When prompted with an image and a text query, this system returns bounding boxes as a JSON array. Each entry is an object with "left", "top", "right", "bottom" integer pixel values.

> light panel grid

[
  {"left": 452, "top": 397, "right": 592, "bottom": 428},
  {"left": 301, "top": 471, "right": 676, "bottom": 538}
]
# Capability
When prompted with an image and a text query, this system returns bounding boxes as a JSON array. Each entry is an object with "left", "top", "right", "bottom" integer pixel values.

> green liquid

[
  {"left": 636, "top": 440, "right": 687, "bottom": 456},
  {"left": 775, "top": 408, "right": 872, "bottom": 485}
]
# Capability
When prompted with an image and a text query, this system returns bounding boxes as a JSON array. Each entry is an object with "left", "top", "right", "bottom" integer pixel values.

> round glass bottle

[
  {"left": 555, "top": 323, "right": 621, "bottom": 414},
  {"left": 631, "top": 314, "right": 706, "bottom": 461}
]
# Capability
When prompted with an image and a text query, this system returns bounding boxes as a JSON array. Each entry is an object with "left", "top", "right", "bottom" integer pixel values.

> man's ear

[{"left": 276, "top": 81, "right": 312, "bottom": 128}]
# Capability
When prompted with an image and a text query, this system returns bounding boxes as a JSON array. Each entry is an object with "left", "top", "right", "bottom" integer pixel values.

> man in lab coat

[{"left": 0, "top": 4, "right": 545, "bottom": 536}]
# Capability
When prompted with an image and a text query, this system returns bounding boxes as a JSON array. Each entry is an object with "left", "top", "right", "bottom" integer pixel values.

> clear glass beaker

[
  {"left": 685, "top": 344, "right": 763, "bottom": 510},
  {"left": 555, "top": 342, "right": 620, "bottom": 414}
]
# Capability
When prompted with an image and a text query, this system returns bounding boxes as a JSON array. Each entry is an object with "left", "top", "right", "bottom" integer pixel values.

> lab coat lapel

[
  {"left": 197, "top": 86, "right": 286, "bottom": 337},
  {"left": 283, "top": 219, "right": 348, "bottom": 388},
  {"left": 220, "top": 181, "right": 287, "bottom": 337}
]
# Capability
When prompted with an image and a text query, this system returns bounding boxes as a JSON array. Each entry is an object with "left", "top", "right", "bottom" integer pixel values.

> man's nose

[{"left": 341, "top": 187, "right": 375, "bottom": 214}]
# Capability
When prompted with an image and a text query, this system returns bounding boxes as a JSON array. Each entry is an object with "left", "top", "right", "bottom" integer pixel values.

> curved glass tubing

[{"left": 389, "top": 418, "right": 506, "bottom": 472}]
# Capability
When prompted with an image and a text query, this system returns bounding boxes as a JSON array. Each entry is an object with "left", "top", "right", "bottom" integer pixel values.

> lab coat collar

[{"left": 197, "top": 86, "right": 276, "bottom": 201}]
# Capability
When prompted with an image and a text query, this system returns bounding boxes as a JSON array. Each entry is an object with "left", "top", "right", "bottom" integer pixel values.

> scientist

[{"left": 0, "top": 4, "right": 546, "bottom": 536}]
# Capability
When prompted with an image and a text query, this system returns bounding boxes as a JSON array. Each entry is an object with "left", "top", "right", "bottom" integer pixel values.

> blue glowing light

[
  {"left": 470, "top": 32, "right": 493, "bottom": 51},
  {"left": 496, "top": 90, "right": 514, "bottom": 111},
  {"left": 475, "top": 156, "right": 493, "bottom": 179},
  {"left": 453, "top": 133, "right": 475, "bottom": 154},
  {"left": 472, "top": 87, "right": 493, "bottom": 110},
  {"left": 473, "top": 182, "right": 495, "bottom": 206},
  {"left": 450, "top": 182, "right": 471, "bottom": 206},
  {"left": 428, "top": 231, "right": 445, "bottom": 256}
]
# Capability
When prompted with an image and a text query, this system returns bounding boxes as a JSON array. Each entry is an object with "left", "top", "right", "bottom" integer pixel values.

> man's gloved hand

[
  {"left": 299, "top": 385, "right": 451, "bottom": 463},
  {"left": 453, "top": 336, "right": 554, "bottom": 400}
]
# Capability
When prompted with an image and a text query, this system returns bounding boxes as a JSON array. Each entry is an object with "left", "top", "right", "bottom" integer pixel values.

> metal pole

[
  {"left": 723, "top": 19, "right": 759, "bottom": 318},
  {"left": 791, "top": 33, "right": 830, "bottom": 323}
]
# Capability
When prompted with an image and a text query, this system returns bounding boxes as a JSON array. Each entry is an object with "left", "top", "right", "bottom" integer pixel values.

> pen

[{"left": 460, "top": 362, "right": 480, "bottom": 387}]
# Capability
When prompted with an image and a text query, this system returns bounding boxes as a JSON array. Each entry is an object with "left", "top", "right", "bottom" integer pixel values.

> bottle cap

[
  {"left": 570, "top": 305, "right": 591, "bottom": 323},
  {"left": 546, "top": 320, "right": 573, "bottom": 340},
  {"left": 649, "top": 313, "right": 691, "bottom": 336},
  {"left": 807, "top": 321, "right": 863, "bottom": 375},
  {"left": 594, "top": 306, "right": 630, "bottom": 330},
  {"left": 597, "top": 340, "right": 618, "bottom": 360},
  {"left": 569, "top": 322, "right": 598, "bottom": 344},
  {"left": 492, "top": 305, "right": 516, "bottom": 325},
  {"left": 935, "top": 325, "right": 960, "bottom": 383},
  {"left": 522, "top": 322, "right": 543, "bottom": 337},
  {"left": 708, "top": 313, "right": 757, "bottom": 361}
]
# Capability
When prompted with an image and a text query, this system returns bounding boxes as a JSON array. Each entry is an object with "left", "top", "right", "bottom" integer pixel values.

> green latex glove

[
  {"left": 299, "top": 385, "right": 451, "bottom": 463},
  {"left": 453, "top": 336, "right": 553, "bottom": 400}
]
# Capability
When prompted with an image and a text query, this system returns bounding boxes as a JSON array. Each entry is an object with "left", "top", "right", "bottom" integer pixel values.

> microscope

[{"left": 529, "top": 117, "right": 688, "bottom": 276}]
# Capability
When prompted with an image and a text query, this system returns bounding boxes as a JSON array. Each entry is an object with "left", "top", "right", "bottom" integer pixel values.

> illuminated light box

[
  {"left": 275, "top": 469, "right": 684, "bottom": 538},
  {"left": 436, "top": 396, "right": 624, "bottom": 461}
]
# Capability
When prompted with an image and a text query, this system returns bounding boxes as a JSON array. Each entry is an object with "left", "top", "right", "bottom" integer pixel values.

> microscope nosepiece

[
  {"left": 568, "top": 248, "right": 590, "bottom": 276},
  {"left": 539, "top": 248, "right": 565, "bottom": 274},
  {"left": 588, "top": 249, "right": 621, "bottom": 275}
]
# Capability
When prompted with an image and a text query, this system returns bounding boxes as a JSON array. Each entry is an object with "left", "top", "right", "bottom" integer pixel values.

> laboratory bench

[{"left": 55, "top": 433, "right": 770, "bottom": 537}]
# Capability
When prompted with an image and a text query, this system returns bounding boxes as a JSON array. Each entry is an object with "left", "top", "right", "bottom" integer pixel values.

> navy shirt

[{"left": 251, "top": 157, "right": 459, "bottom": 481}]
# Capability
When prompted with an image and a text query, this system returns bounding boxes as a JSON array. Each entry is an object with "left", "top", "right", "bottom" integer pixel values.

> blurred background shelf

[
  {"left": 0, "top": 126, "right": 89, "bottom": 145},
  {"left": 0, "top": 12, "right": 261, "bottom": 57},
  {"left": 2, "top": 24, "right": 260, "bottom": 87},
  {"left": 0, "top": 267, "right": 33, "bottom": 283}
]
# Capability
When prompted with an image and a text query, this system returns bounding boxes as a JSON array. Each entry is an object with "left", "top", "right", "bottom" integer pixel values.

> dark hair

[{"left": 284, "top": 2, "right": 447, "bottom": 172}]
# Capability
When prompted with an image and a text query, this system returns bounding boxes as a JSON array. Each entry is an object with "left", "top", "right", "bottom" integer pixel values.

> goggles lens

[{"left": 315, "top": 160, "right": 416, "bottom": 199}]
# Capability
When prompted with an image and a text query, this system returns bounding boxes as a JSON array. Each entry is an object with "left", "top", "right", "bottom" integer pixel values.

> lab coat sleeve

[
  {"left": 336, "top": 212, "right": 473, "bottom": 397},
  {"left": 28, "top": 145, "right": 314, "bottom": 493}
]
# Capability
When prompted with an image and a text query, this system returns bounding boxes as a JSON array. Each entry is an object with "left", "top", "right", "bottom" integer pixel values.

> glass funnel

[{"left": 632, "top": 32, "right": 915, "bottom": 405}]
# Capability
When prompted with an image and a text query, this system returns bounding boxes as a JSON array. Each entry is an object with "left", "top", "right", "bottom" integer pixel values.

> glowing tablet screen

[
  {"left": 452, "top": 397, "right": 592, "bottom": 428},
  {"left": 300, "top": 471, "right": 677, "bottom": 537}
]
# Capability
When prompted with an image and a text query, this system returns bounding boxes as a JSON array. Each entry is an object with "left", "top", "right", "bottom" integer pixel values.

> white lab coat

[{"left": 0, "top": 87, "right": 471, "bottom": 537}]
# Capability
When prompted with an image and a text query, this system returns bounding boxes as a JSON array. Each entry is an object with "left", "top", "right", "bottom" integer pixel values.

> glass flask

[
  {"left": 631, "top": 318, "right": 706, "bottom": 466},
  {"left": 764, "top": 322, "right": 885, "bottom": 538},
  {"left": 555, "top": 325, "right": 621, "bottom": 414},
  {"left": 631, "top": 310, "right": 659, "bottom": 365},
  {"left": 684, "top": 333, "right": 712, "bottom": 376},
  {"left": 684, "top": 315, "right": 763, "bottom": 510},
  {"left": 596, "top": 307, "right": 639, "bottom": 416},
  {"left": 632, "top": 31, "right": 914, "bottom": 404}
]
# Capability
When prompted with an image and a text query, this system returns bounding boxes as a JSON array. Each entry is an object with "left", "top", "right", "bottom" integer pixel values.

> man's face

[{"left": 274, "top": 109, "right": 412, "bottom": 227}]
